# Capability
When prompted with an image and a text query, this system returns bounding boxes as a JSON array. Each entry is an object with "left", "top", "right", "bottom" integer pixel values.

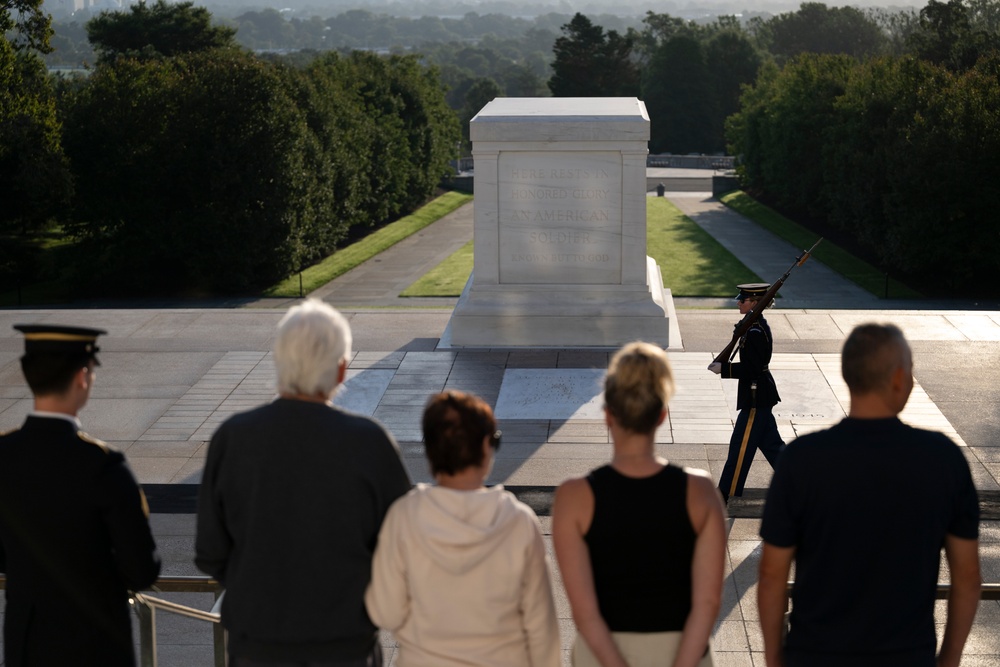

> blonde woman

[{"left": 553, "top": 342, "right": 727, "bottom": 667}]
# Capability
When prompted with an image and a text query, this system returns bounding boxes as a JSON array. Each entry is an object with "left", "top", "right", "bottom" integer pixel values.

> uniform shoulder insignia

[
  {"left": 77, "top": 430, "right": 110, "bottom": 453},
  {"left": 744, "top": 321, "right": 771, "bottom": 345}
]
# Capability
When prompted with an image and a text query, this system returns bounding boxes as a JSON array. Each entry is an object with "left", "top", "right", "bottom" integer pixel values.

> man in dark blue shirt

[{"left": 758, "top": 323, "right": 980, "bottom": 667}]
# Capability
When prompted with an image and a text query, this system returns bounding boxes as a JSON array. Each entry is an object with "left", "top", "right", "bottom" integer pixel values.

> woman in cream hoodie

[{"left": 365, "top": 390, "right": 561, "bottom": 667}]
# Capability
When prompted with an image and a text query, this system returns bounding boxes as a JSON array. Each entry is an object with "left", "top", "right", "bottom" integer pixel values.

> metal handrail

[
  {"left": 133, "top": 591, "right": 222, "bottom": 624},
  {"left": 0, "top": 574, "right": 226, "bottom": 666},
  {"left": 129, "top": 576, "right": 226, "bottom": 667},
  {"left": 149, "top": 574, "right": 225, "bottom": 594},
  {"left": 937, "top": 582, "right": 1000, "bottom": 599}
]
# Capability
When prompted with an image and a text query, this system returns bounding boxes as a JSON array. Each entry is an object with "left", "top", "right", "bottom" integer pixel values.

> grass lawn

[
  {"left": 400, "top": 239, "right": 473, "bottom": 297},
  {"left": 719, "top": 191, "right": 922, "bottom": 299},
  {"left": 0, "top": 232, "right": 80, "bottom": 307},
  {"left": 646, "top": 197, "right": 761, "bottom": 296},
  {"left": 401, "top": 197, "right": 762, "bottom": 298},
  {"left": 264, "top": 191, "right": 474, "bottom": 297}
]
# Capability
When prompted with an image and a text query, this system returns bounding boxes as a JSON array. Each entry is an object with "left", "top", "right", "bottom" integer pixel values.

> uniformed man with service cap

[
  {"left": 708, "top": 284, "right": 786, "bottom": 504},
  {"left": 0, "top": 324, "right": 161, "bottom": 667}
]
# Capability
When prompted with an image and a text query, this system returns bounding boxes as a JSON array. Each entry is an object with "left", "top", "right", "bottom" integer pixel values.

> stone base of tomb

[{"left": 443, "top": 256, "right": 678, "bottom": 348}]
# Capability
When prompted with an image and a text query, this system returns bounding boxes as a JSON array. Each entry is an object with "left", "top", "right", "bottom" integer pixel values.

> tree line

[
  {"left": 727, "top": 0, "right": 1000, "bottom": 292},
  {"left": 39, "top": 3, "right": 973, "bottom": 159},
  {"left": 7, "top": 0, "right": 1000, "bottom": 297},
  {"left": 2, "top": 0, "right": 458, "bottom": 296},
  {"left": 545, "top": 3, "right": 938, "bottom": 153}
]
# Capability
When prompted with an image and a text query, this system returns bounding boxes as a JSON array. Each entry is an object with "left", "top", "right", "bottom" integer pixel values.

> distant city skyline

[{"left": 46, "top": 0, "right": 922, "bottom": 22}]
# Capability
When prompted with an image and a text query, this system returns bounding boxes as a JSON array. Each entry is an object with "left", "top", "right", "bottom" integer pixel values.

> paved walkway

[
  {"left": 308, "top": 202, "right": 473, "bottom": 309},
  {"left": 1, "top": 181, "right": 999, "bottom": 666},
  {"left": 665, "top": 192, "right": 878, "bottom": 307}
]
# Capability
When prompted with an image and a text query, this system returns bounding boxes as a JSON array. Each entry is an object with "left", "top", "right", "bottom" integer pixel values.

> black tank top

[{"left": 584, "top": 463, "right": 696, "bottom": 632}]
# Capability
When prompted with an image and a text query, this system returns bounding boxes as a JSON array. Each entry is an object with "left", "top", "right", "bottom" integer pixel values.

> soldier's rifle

[{"left": 712, "top": 238, "right": 823, "bottom": 364}]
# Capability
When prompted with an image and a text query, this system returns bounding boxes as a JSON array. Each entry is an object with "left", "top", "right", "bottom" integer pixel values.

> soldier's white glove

[{"left": 707, "top": 362, "right": 722, "bottom": 375}]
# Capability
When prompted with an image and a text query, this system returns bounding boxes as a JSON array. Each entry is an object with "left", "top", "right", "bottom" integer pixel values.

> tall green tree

[
  {"left": 967, "top": 0, "right": 1000, "bottom": 32},
  {"left": 905, "top": 0, "right": 998, "bottom": 71},
  {"left": 62, "top": 51, "right": 315, "bottom": 293},
  {"left": 869, "top": 7, "right": 922, "bottom": 56},
  {"left": 642, "top": 35, "right": 719, "bottom": 153},
  {"left": 635, "top": 11, "right": 697, "bottom": 60},
  {"left": 232, "top": 9, "right": 294, "bottom": 49},
  {"left": 0, "top": 42, "right": 72, "bottom": 237},
  {"left": 878, "top": 55, "right": 1000, "bottom": 284},
  {"left": 548, "top": 13, "right": 639, "bottom": 97},
  {"left": 0, "top": 37, "right": 72, "bottom": 293},
  {"left": 827, "top": 52, "right": 1000, "bottom": 287},
  {"left": 823, "top": 57, "right": 944, "bottom": 250},
  {"left": 761, "top": 2, "right": 889, "bottom": 62},
  {"left": 705, "top": 29, "right": 763, "bottom": 152},
  {"left": 727, "top": 52, "right": 855, "bottom": 215},
  {"left": 1, "top": 0, "right": 67, "bottom": 288},
  {"left": 1, "top": 0, "right": 53, "bottom": 53},
  {"left": 328, "top": 51, "right": 459, "bottom": 220},
  {"left": 459, "top": 77, "right": 501, "bottom": 149},
  {"left": 86, "top": 0, "right": 236, "bottom": 63}
]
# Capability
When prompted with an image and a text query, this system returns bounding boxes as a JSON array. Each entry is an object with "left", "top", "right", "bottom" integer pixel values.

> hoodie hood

[{"left": 403, "top": 483, "right": 523, "bottom": 575}]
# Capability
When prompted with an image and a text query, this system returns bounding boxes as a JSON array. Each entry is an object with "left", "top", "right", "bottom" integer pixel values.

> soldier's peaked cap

[
  {"left": 13, "top": 324, "right": 106, "bottom": 363},
  {"left": 735, "top": 283, "right": 770, "bottom": 301}
]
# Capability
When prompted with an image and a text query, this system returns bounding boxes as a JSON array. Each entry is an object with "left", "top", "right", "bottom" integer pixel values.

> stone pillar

[{"left": 445, "top": 97, "right": 674, "bottom": 347}]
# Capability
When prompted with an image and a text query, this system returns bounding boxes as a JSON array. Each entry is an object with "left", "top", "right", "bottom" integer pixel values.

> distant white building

[{"left": 44, "top": 0, "right": 122, "bottom": 18}]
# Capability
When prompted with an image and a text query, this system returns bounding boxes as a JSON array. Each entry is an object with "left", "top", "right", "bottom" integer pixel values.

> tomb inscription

[{"left": 498, "top": 151, "right": 622, "bottom": 284}]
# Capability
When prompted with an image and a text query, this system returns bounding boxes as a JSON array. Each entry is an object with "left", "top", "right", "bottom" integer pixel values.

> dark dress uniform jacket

[
  {"left": 0, "top": 415, "right": 161, "bottom": 667},
  {"left": 721, "top": 317, "right": 780, "bottom": 409}
]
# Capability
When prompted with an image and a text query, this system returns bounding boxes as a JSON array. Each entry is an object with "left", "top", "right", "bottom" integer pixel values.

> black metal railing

[{"left": 647, "top": 154, "right": 735, "bottom": 170}]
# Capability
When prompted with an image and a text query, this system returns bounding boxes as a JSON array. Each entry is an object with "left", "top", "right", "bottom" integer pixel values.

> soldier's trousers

[{"left": 718, "top": 407, "right": 784, "bottom": 499}]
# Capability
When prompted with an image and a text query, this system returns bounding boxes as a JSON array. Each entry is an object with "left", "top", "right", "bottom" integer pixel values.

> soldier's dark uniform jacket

[
  {"left": 0, "top": 416, "right": 161, "bottom": 666},
  {"left": 716, "top": 283, "right": 786, "bottom": 501},
  {"left": 720, "top": 317, "right": 781, "bottom": 410}
]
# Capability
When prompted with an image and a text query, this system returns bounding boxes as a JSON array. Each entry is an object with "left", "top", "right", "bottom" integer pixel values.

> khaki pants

[{"left": 572, "top": 631, "right": 715, "bottom": 667}]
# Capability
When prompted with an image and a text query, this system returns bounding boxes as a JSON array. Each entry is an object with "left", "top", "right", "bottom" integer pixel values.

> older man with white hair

[{"left": 196, "top": 299, "right": 411, "bottom": 667}]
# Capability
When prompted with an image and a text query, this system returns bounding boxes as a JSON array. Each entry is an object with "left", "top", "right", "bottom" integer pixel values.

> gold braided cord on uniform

[
  {"left": 77, "top": 430, "right": 110, "bottom": 453},
  {"left": 23, "top": 332, "right": 99, "bottom": 342},
  {"left": 729, "top": 407, "right": 756, "bottom": 498}
]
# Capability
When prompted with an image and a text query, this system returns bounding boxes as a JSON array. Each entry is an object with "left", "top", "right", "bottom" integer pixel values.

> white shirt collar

[{"left": 29, "top": 410, "right": 82, "bottom": 430}]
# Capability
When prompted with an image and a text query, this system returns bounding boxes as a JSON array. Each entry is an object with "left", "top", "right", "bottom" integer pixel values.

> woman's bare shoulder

[
  {"left": 683, "top": 468, "right": 725, "bottom": 525},
  {"left": 681, "top": 465, "right": 713, "bottom": 482},
  {"left": 555, "top": 475, "right": 591, "bottom": 501}
]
